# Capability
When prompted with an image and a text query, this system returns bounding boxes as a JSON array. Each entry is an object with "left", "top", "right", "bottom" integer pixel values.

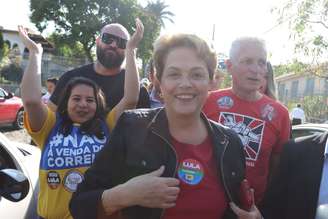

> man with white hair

[
  {"left": 49, "top": 22, "right": 150, "bottom": 111},
  {"left": 203, "top": 37, "right": 290, "bottom": 205}
]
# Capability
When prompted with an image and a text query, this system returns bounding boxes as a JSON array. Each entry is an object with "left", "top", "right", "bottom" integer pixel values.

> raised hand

[
  {"left": 126, "top": 18, "right": 144, "bottom": 50},
  {"left": 120, "top": 166, "right": 180, "bottom": 209},
  {"left": 17, "top": 25, "right": 43, "bottom": 55}
]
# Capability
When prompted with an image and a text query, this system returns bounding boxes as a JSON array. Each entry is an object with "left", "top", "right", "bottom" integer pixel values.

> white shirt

[
  {"left": 41, "top": 92, "right": 51, "bottom": 104},
  {"left": 290, "top": 107, "right": 305, "bottom": 123},
  {"left": 315, "top": 138, "right": 328, "bottom": 219}
]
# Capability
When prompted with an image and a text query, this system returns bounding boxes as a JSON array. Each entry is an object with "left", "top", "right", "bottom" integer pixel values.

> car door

[
  {"left": 0, "top": 88, "right": 15, "bottom": 123},
  {"left": 292, "top": 128, "right": 325, "bottom": 138},
  {"left": 0, "top": 133, "right": 40, "bottom": 219},
  {"left": 0, "top": 142, "right": 31, "bottom": 219}
]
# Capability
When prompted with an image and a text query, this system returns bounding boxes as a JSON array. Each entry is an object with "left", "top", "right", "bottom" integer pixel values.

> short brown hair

[{"left": 153, "top": 33, "right": 217, "bottom": 81}]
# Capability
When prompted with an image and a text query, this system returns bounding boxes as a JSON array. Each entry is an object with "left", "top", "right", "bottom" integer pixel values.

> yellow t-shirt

[{"left": 24, "top": 108, "right": 115, "bottom": 219}]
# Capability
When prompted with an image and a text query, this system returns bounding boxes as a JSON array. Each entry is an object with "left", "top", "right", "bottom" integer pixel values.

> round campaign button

[
  {"left": 63, "top": 170, "right": 84, "bottom": 192},
  {"left": 178, "top": 158, "right": 204, "bottom": 185},
  {"left": 47, "top": 171, "right": 61, "bottom": 189}
]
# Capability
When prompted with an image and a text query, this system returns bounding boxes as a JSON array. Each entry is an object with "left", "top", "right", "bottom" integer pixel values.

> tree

[
  {"left": 0, "top": 32, "right": 9, "bottom": 64},
  {"left": 302, "top": 95, "right": 328, "bottom": 122},
  {"left": 0, "top": 32, "right": 10, "bottom": 70},
  {"left": 136, "top": 12, "right": 161, "bottom": 74},
  {"left": 30, "top": 0, "right": 139, "bottom": 62},
  {"left": 273, "top": 60, "right": 310, "bottom": 77},
  {"left": 0, "top": 31, "right": 3, "bottom": 62},
  {"left": 47, "top": 33, "right": 88, "bottom": 59},
  {"left": 136, "top": 0, "right": 175, "bottom": 73},
  {"left": 0, "top": 63, "right": 23, "bottom": 83},
  {"left": 145, "top": 0, "right": 174, "bottom": 28},
  {"left": 274, "top": 0, "right": 328, "bottom": 77}
]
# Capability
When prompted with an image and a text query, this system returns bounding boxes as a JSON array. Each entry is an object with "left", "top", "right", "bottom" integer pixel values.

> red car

[{"left": 0, "top": 87, "right": 24, "bottom": 129}]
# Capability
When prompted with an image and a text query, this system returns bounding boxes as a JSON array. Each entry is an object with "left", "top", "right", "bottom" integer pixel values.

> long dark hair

[{"left": 57, "top": 77, "right": 106, "bottom": 139}]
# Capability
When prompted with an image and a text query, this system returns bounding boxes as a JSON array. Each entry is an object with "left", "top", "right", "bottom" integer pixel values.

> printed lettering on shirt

[
  {"left": 217, "top": 96, "right": 234, "bottom": 109},
  {"left": 47, "top": 171, "right": 61, "bottom": 189},
  {"left": 178, "top": 159, "right": 204, "bottom": 185},
  {"left": 63, "top": 169, "right": 84, "bottom": 192},
  {"left": 261, "top": 104, "right": 276, "bottom": 121},
  {"left": 219, "top": 112, "right": 265, "bottom": 162},
  {"left": 41, "top": 129, "right": 107, "bottom": 170}
]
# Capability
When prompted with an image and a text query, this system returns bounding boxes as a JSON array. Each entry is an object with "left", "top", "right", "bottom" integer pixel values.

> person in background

[
  {"left": 209, "top": 69, "right": 225, "bottom": 91},
  {"left": 203, "top": 37, "right": 291, "bottom": 205},
  {"left": 260, "top": 131, "right": 328, "bottom": 219},
  {"left": 70, "top": 33, "right": 262, "bottom": 219},
  {"left": 41, "top": 77, "right": 58, "bottom": 104},
  {"left": 48, "top": 21, "right": 149, "bottom": 111},
  {"left": 290, "top": 103, "right": 305, "bottom": 125},
  {"left": 147, "top": 58, "right": 164, "bottom": 108},
  {"left": 140, "top": 77, "right": 151, "bottom": 91},
  {"left": 259, "top": 62, "right": 276, "bottom": 100},
  {"left": 19, "top": 19, "right": 143, "bottom": 219}
]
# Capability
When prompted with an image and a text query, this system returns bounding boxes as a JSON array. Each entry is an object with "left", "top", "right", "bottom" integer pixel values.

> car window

[
  {"left": 0, "top": 144, "right": 16, "bottom": 170},
  {"left": 0, "top": 89, "right": 5, "bottom": 98},
  {"left": 292, "top": 129, "right": 324, "bottom": 138}
]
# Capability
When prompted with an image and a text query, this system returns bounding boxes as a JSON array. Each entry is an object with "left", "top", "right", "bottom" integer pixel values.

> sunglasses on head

[{"left": 101, "top": 33, "right": 127, "bottom": 49}]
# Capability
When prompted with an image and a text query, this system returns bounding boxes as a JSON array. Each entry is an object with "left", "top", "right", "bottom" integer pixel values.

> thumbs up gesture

[{"left": 120, "top": 166, "right": 180, "bottom": 209}]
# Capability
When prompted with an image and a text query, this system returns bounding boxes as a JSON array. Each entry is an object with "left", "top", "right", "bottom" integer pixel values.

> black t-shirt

[{"left": 50, "top": 63, "right": 150, "bottom": 110}]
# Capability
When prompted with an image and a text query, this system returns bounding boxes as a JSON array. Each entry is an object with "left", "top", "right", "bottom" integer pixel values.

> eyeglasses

[{"left": 101, "top": 33, "right": 127, "bottom": 49}]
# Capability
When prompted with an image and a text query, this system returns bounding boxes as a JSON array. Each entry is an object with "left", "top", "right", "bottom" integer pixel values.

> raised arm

[
  {"left": 18, "top": 26, "right": 47, "bottom": 131},
  {"left": 111, "top": 18, "right": 144, "bottom": 123}
]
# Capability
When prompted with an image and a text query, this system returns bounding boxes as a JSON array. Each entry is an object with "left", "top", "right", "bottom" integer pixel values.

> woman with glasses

[
  {"left": 70, "top": 33, "right": 262, "bottom": 219},
  {"left": 19, "top": 19, "right": 143, "bottom": 219}
]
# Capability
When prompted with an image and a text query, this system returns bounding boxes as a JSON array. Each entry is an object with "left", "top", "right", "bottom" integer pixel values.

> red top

[
  {"left": 203, "top": 88, "right": 290, "bottom": 203},
  {"left": 162, "top": 136, "right": 228, "bottom": 219}
]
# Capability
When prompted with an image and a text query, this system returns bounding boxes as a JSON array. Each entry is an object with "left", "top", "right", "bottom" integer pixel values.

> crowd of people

[{"left": 17, "top": 17, "right": 327, "bottom": 219}]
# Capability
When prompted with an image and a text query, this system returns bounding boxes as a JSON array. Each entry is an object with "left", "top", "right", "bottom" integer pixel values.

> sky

[{"left": 0, "top": 0, "right": 294, "bottom": 64}]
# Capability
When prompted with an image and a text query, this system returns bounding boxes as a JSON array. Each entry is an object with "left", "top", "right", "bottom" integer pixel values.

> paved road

[{"left": 0, "top": 126, "right": 31, "bottom": 144}]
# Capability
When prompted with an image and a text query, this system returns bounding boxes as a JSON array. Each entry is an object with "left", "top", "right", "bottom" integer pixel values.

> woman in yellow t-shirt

[{"left": 18, "top": 19, "right": 143, "bottom": 219}]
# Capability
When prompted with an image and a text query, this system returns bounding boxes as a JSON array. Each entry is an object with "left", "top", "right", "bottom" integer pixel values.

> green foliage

[
  {"left": 137, "top": 0, "right": 175, "bottom": 70},
  {"left": 302, "top": 95, "right": 328, "bottom": 122},
  {"left": 273, "top": 60, "right": 310, "bottom": 77},
  {"left": 0, "top": 31, "right": 3, "bottom": 53},
  {"left": 30, "top": 0, "right": 139, "bottom": 62},
  {"left": 137, "top": 12, "right": 161, "bottom": 72},
  {"left": 47, "top": 33, "right": 87, "bottom": 59},
  {"left": 221, "top": 71, "right": 232, "bottom": 89},
  {"left": 145, "top": 0, "right": 175, "bottom": 28},
  {"left": 0, "top": 63, "right": 23, "bottom": 83},
  {"left": 0, "top": 32, "right": 8, "bottom": 63},
  {"left": 30, "top": 0, "right": 175, "bottom": 67},
  {"left": 274, "top": 0, "right": 328, "bottom": 74}
]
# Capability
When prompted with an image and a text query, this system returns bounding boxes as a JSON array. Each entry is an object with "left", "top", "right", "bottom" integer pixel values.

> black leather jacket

[{"left": 70, "top": 108, "right": 246, "bottom": 219}]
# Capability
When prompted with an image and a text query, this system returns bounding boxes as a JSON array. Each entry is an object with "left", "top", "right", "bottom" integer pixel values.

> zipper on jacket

[
  {"left": 219, "top": 136, "right": 234, "bottom": 202},
  {"left": 151, "top": 130, "right": 178, "bottom": 219}
]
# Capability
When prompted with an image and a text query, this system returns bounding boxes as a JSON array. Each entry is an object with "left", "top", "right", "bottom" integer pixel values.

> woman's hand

[
  {"left": 126, "top": 18, "right": 144, "bottom": 50},
  {"left": 121, "top": 166, "right": 180, "bottom": 208},
  {"left": 101, "top": 166, "right": 180, "bottom": 216},
  {"left": 17, "top": 25, "right": 43, "bottom": 55}
]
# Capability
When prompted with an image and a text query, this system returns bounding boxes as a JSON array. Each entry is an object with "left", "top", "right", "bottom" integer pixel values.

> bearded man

[{"left": 49, "top": 23, "right": 150, "bottom": 111}]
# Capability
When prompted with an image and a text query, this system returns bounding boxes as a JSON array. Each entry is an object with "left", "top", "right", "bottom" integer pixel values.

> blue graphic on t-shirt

[{"left": 40, "top": 115, "right": 110, "bottom": 170}]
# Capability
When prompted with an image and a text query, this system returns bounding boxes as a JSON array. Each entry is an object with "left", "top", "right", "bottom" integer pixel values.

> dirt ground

[{"left": 0, "top": 126, "right": 31, "bottom": 144}]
